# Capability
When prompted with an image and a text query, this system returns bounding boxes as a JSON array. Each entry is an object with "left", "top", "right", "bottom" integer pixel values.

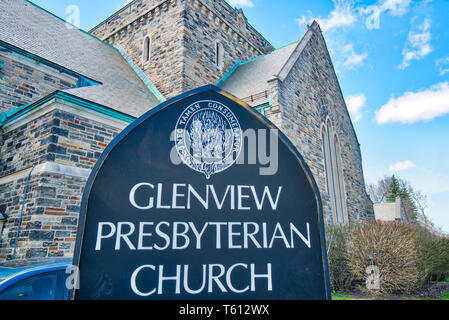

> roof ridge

[
  {"left": 275, "top": 23, "right": 318, "bottom": 82},
  {"left": 115, "top": 45, "right": 166, "bottom": 103},
  {"left": 235, "top": 40, "right": 299, "bottom": 69},
  {"left": 23, "top": 0, "right": 118, "bottom": 51}
]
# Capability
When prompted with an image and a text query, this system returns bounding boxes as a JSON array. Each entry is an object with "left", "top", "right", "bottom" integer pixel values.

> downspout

[{"left": 12, "top": 165, "right": 35, "bottom": 259}]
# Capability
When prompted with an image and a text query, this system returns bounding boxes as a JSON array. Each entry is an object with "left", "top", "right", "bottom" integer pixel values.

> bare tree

[
  {"left": 367, "top": 176, "right": 444, "bottom": 234},
  {"left": 366, "top": 176, "right": 392, "bottom": 203}
]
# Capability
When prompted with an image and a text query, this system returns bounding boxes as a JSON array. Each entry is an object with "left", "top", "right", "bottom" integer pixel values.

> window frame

[
  {"left": 321, "top": 118, "right": 348, "bottom": 224},
  {"left": 143, "top": 36, "right": 151, "bottom": 63},
  {"left": 215, "top": 41, "right": 224, "bottom": 70}
]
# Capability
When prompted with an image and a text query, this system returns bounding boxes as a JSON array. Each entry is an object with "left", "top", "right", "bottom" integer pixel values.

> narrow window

[
  {"left": 326, "top": 120, "right": 340, "bottom": 223},
  {"left": 322, "top": 123, "right": 338, "bottom": 223},
  {"left": 321, "top": 126, "right": 331, "bottom": 195},
  {"left": 216, "top": 42, "right": 223, "bottom": 70},
  {"left": 333, "top": 135, "right": 347, "bottom": 223},
  {"left": 143, "top": 36, "right": 151, "bottom": 62}
]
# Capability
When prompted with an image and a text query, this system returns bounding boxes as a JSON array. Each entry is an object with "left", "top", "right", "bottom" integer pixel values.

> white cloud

[
  {"left": 436, "top": 57, "right": 449, "bottom": 76},
  {"left": 295, "top": 15, "right": 308, "bottom": 26},
  {"left": 379, "top": 0, "right": 412, "bottom": 16},
  {"left": 345, "top": 93, "right": 367, "bottom": 122},
  {"left": 342, "top": 43, "right": 368, "bottom": 69},
  {"left": 296, "top": 0, "right": 358, "bottom": 32},
  {"left": 375, "top": 82, "right": 449, "bottom": 124},
  {"left": 359, "top": 0, "right": 411, "bottom": 19},
  {"left": 398, "top": 19, "right": 432, "bottom": 70},
  {"left": 319, "top": 0, "right": 358, "bottom": 31},
  {"left": 227, "top": 0, "right": 254, "bottom": 8},
  {"left": 389, "top": 160, "right": 417, "bottom": 171}
]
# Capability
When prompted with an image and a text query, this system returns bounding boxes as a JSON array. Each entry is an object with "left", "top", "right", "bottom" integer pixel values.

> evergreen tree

[
  {"left": 386, "top": 175, "right": 419, "bottom": 222},
  {"left": 386, "top": 175, "right": 402, "bottom": 202}
]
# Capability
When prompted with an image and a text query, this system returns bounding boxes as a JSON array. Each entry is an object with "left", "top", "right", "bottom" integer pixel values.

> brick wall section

[
  {"left": 275, "top": 26, "right": 373, "bottom": 223},
  {"left": 90, "top": 0, "right": 269, "bottom": 99},
  {"left": 90, "top": 0, "right": 164, "bottom": 36},
  {"left": 0, "top": 51, "right": 78, "bottom": 113},
  {"left": 95, "top": 1, "right": 186, "bottom": 99},
  {"left": 0, "top": 107, "right": 125, "bottom": 260},
  {"left": 181, "top": 0, "right": 262, "bottom": 92},
  {"left": 0, "top": 107, "right": 122, "bottom": 177},
  {"left": 0, "top": 172, "right": 85, "bottom": 260}
]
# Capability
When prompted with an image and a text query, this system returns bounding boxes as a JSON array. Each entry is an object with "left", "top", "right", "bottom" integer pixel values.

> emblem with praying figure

[{"left": 175, "top": 100, "right": 242, "bottom": 179}]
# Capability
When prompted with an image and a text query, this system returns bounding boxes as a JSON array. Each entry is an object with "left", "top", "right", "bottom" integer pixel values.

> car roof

[{"left": 0, "top": 258, "right": 72, "bottom": 289}]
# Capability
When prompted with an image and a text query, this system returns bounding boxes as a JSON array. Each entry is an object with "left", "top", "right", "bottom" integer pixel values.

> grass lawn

[
  {"left": 411, "top": 291, "right": 449, "bottom": 301},
  {"left": 331, "top": 292, "right": 352, "bottom": 300},
  {"left": 332, "top": 279, "right": 449, "bottom": 300},
  {"left": 332, "top": 291, "right": 449, "bottom": 300}
]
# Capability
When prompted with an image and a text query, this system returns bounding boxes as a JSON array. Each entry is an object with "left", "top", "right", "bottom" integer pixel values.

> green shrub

[
  {"left": 325, "top": 224, "right": 353, "bottom": 291},
  {"left": 413, "top": 226, "right": 449, "bottom": 284},
  {"left": 325, "top": 221, "right": 449, "bottom": 297},
  {"left": 346, "top": 221, "right": 419, "bottom": 296}
]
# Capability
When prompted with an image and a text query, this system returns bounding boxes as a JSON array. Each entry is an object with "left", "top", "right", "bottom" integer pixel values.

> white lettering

[
  {"left": 129, "top": 183, "right": 154, "bottom": 210},
  {"left": 95, "top": 222, "right": 116, "bottom": 251},
  {"left": 237, "top": 185, "right": 251, "bottom": 210},
  {"left": 250, "top": 263, "right": 272, "bottom": 292},
  {"left": 115, "top": 222, "right": 136, "bottom": 250},
  {"left": 138, "top": 222, "right": 153, "bottom": 250},
  {"left": 131, "top": 265, "right": 156, "bottom": 296}
]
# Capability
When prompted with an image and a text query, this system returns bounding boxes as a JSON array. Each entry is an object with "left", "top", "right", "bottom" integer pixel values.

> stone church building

[{"left": 0, "top": 0, "right": 373, "bottom": 261}]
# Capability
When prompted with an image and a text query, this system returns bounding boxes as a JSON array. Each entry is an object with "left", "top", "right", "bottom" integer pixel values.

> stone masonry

[
  {"left": 0, "top": 50, "right": 78, "bottom": 113},
  {"left": 266, "top": 24, "right": 373, "bottom": 223},
  {"left": 90, "top": 0, "right": 271, "bottom": 99},
  {"left": 0, "top": 105, "right": 125, "bottom": 260}
]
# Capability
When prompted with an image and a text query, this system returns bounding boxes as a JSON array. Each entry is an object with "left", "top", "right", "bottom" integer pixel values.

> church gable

[{"left": 276, "top": 22, "right": 371, "bottom": 223}]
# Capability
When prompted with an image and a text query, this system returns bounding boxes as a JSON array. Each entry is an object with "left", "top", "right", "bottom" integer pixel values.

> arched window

[
  {"left": 333, "top": 134, "right": 347, "bottom": 224},
  {"left": 215, "top": 41, "right": 223, "bottom": 70},
  {"left": 321, "top": 120, "right": 347, "bottom": 224},
  {"left": 143, "top": 36, "right": 151, "bottom": 63}
]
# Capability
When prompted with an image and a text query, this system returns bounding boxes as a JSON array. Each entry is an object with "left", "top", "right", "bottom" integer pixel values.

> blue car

[{"left": 0, "top": 258, "right": 72, "bottom": 300}]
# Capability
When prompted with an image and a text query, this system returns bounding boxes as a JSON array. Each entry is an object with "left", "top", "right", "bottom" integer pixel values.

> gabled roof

[
  {"left": 0, "top": 0, "right": 163, "bottom": 118},
  {"left": 219, "top": 21, "right": 320, "bottom": 102},
  {"left": 219, "top": 42, "right": 298, "bottom": 100}
]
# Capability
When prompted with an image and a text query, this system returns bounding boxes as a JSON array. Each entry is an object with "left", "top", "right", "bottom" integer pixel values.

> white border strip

[
  {"left": 0, "top": 162, "right": 91, "bottom": 186},
  {"left": 2, "top": 98, "right": 130, "bottom": 133}
]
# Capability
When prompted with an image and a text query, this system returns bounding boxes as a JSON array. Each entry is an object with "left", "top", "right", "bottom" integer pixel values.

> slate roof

[
  {"left": 220, "top": 22, "right": 321, "bottom": 105},
  {"left": 220, "top": 42, "right": 298, "bottom": 102},
  {"left": 0, "top": 0, "right": 162, "bottom": 118}
]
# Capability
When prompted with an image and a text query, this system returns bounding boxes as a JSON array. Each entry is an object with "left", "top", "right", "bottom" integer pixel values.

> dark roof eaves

[{"left": 0, "top": 90, "right": 135, "bottom": 128}]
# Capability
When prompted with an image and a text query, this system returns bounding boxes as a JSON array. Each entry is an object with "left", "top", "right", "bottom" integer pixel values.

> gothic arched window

[{"left": 321, "top": 120, "right": 347, "bottom": 224}]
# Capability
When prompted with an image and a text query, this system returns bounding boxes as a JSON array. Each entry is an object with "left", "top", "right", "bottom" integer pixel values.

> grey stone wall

[
  {"left": 92, "top": 0, "right": 186, "bottom": 99},
  {"left": 181, "top": 0, "right": 263, "bottom": 92},
  {"left": 0, "top": 106, "right": 125, "bottom": 260},
  {"left": 0, "top": 108, "right": 121, "bottom": 177},
  {"left": 0, "top": 51, "right": 78, "bottom": 113},
  {"left": 0, "top": 171, "right": 85, "bottom": 260},
  {"left": 272, "top": 24, "right": 373, "bottom": 223},
  {"left": 90, "top": 0, "right": 270, "bottom": 99}
]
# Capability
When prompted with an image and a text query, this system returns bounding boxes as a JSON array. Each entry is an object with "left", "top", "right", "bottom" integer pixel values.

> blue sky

[{"left": 31, "top": 0, "right": 449, "bottom": 233}]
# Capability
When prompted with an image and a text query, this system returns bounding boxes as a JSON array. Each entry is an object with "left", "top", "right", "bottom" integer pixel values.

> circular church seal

[{"left": 175, "top": 100, "right": 242, "bottom": 179}]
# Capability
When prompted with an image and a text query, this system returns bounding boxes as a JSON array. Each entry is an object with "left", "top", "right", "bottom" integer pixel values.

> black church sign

[{"left": 73, "top": 85, "right": 331, "bottom": 300}]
